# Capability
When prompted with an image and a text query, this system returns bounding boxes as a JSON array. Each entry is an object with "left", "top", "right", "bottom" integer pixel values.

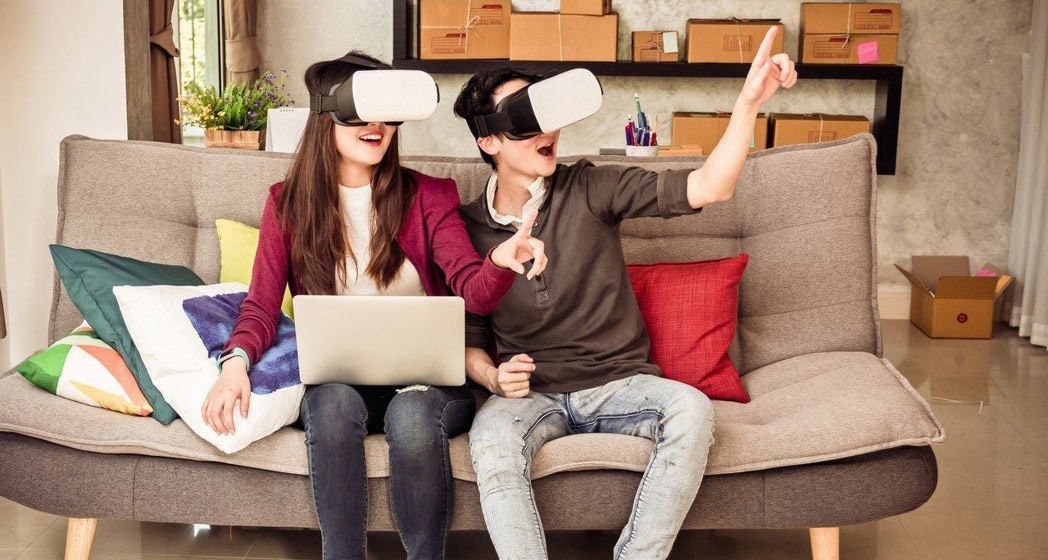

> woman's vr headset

[
  {"left": 309, "top": 54, "right": 439, "bottom": 126},
  {"left": 469, "top": 68, "right": 604, "bottom": 140}
]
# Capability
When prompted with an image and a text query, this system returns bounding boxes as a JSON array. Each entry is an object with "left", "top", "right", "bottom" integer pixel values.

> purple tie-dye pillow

[{"left": 182, "top": 292, "right": 299, "bottom": 395}]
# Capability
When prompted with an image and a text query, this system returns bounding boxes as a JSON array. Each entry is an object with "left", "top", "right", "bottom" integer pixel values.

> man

[{"left": 453, "top": 28, "right": 797, "bottom": 560}]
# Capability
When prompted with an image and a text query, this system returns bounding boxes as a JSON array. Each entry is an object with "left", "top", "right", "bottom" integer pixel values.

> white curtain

[{"left": 1008, "top": 0, "right": 1048, "bottom": 348}]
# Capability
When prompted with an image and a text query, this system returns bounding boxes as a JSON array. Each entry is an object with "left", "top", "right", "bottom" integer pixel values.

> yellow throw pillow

[{"left": 216, "top": 219, "right": 295, "bottom": 319}]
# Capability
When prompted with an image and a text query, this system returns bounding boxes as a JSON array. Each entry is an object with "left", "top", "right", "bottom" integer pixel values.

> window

[{"left": 176, "top": 0, "right": 224, "bottom": 145}]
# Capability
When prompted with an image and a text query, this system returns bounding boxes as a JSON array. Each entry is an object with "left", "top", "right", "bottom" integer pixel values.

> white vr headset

[
  {"left": 469, "top": 68, "right": 604, "bottom": 140},
  {"left": 309, "top": 54, "right": 439, "bottom": 126}
]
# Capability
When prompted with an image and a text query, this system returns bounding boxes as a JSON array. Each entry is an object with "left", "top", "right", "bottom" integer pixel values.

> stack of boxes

[
  {"left": 416, "top": 2, "right": 898, "bottom": 153},
  {"left": 509, "top": 0, "right": 618, "bottom": 61},
  {"left": 800, "top": 3, "right": 901, "bottom": 65}
]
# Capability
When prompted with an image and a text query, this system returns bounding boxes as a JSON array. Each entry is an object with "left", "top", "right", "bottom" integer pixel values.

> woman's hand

[
  {"left": 738, "top": 27, "right": 797, "bottom": 108},
  {"left": 202, "top": 358, "right": 251, "bottom": 435},
  {"left": 490, "top": 210, "right": 548, "bottom": 280}
]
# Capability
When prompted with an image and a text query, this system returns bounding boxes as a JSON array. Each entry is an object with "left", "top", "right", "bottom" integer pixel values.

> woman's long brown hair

[{"left": 276, "top": 52, "right": 417, "bottom": 295}]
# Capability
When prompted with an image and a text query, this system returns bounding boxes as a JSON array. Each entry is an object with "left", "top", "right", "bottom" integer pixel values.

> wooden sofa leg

[
  {"left": 65, "top": 518, "right": 98, "bottom": 560},
  {"left": 809, "top": 527, "right": 840, "bottom": 560}
]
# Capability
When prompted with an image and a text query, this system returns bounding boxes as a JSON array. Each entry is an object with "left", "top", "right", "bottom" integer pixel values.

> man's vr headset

[
  {"left": 469, "top": 68, "right": 604, "bottom": 140},
  {"left": 309, "top": 54, "right": 439, "bottom": 126}
]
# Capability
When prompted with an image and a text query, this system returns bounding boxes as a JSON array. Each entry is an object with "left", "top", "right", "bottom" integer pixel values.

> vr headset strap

[
  {"left": 309, "top": 94, "right": 340, "bottom": 114},
  {"left": 471, "top": 112, "right": 514, "bottom": 138}
]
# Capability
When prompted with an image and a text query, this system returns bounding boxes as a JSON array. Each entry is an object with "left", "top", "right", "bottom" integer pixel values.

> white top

[
  {"left": 338, "top": 184, "right": 425, "bottom": 296},
  {"left": 485, "top": 173, "right": 546, "bottom": 229}
]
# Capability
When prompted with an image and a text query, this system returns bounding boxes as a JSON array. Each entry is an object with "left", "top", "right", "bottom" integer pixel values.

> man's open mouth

[{"left": 537, "top": 140, "right": 555, "bottom": 158}]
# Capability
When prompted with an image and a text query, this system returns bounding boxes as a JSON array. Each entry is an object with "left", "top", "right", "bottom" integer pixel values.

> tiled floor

[{"left": 2, "top": 320, "right": 1046, "bottom": 559}]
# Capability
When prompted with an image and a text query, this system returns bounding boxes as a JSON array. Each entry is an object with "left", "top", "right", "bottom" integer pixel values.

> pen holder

[{"left": 625, "top": 145, "right": 659, "bottom": 157}]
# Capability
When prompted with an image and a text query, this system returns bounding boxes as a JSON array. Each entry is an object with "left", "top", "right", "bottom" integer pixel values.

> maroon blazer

[{"left": 223, "top": 172, "right": 516, "bottom": 366}]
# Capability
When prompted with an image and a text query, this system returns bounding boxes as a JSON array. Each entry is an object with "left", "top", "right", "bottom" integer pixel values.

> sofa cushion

[
  {"left": 215, "top": 219, "right": 295, "bottom": 318},
  {"left": 113, "top": 283, "right": 302, "bottom": 454},
  {"left": 0, "top": 351, "right": 944, "bottom": 479},
  {"left": 50, "top": 245, "right": 205, "bottom": 424},
  {"left": 15, "top": 323, "right": 153, "bottom": 417},
  {"left": 627, "top": 255, "right": 750, "bottom": 402}
]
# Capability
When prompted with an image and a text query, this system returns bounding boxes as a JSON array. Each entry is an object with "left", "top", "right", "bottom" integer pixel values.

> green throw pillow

[
  {"left": 49, "top": 245, "right": 203, "bottom": 424},
  {"left": 17, "top": 323, "right": 154, "bottom": 416}
]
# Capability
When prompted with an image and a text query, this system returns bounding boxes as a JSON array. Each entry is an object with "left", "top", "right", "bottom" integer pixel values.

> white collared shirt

[{"left": 485, "top": 173, "right": 546, "bottom": 229}]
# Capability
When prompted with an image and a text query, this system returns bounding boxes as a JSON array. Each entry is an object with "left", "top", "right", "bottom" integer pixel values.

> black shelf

[
  {"left": 394, "top": 59, "right": 902, "bottom": 81},
  {"left": 392, "top": 1, "right": 902, "bottom": 174}
]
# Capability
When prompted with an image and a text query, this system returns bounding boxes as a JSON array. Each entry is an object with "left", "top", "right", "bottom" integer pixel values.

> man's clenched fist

[{"left": 488, "top": 353, "right": 534, "bottom": 398}]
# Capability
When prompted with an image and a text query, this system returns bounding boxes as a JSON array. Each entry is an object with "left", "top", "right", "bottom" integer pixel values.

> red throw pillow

[{"left": 627, "top": 254, "right": 750, "bottom": 403}]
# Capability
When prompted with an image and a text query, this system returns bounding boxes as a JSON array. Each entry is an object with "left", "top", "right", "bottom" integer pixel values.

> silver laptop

[{"left": 293, "top": 296, "right": 466, "bottom": 386}]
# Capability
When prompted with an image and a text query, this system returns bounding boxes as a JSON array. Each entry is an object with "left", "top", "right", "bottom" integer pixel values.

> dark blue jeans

[{"left": 300, "top": 383, "right": 476, "bottom": 560}]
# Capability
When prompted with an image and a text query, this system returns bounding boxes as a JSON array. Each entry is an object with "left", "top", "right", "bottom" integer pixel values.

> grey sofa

[{"left": 0, "top": 134, "right": 945, "bottom": 559}]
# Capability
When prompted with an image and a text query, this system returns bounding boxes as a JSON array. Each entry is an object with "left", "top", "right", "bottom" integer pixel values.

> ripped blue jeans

[
  {"left": 301, "top": 383, "right": 475, "bottom": 560},
  {"left": 468, "top": 373, "right": 715, "bottom": 560}
]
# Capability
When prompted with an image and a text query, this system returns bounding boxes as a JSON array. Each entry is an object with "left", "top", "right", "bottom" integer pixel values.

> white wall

[{"left": 0, "top": 0, "right": 128, "bottom": 368}]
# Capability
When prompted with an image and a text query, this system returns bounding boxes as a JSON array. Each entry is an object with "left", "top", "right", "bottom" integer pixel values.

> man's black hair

[{"left": 453, "top": 68, "right": 542, "bottom": 168}]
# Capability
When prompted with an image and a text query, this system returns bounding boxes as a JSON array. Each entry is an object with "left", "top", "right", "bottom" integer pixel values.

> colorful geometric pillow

[
  {"left": 50, "top": 245, "right": 204, "bottom": 424},
  {"left": 16, "top": 323, "right": 153, "bottom": 416},
  {"left": 216, "top": 219, "right": 294, "bottom": 318},
  {"left": 113, "top": 282, "right": 302, "bottom": 454},
  {"left": 627, "top": 254, "right": 751, "bottom": 403}
]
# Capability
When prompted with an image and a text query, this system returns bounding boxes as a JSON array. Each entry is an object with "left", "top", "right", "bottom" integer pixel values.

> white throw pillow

[{"left": 114, "top": 282, "right": 303, "bottom": 454}]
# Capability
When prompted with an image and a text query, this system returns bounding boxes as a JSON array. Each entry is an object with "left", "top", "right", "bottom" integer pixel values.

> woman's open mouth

[{"left": 359, "top": 132, "right": 383, "bottom": 147}]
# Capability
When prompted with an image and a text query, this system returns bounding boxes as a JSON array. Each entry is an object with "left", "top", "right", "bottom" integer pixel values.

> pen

[{"left": 635, "top": 94, "right": 646, "bottom": 129}]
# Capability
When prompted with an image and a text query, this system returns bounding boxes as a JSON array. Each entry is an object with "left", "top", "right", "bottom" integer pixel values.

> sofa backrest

[{"left": 51, "top": 134, "right": 882, "bottom": 373}]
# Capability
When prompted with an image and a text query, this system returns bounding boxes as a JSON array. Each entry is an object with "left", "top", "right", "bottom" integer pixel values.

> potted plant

[{"left": 177, "top": 70, "right": 293, "bottom": 150}]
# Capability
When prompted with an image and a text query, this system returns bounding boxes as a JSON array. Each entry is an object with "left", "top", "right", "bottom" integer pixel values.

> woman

[{"left": 202, "top": 52, "right": 546, "bottom": 560}]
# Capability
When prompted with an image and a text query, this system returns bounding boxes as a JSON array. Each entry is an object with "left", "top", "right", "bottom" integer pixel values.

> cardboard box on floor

[
  {"left": 419, "top": 0, "right": 511, "bottom": 60},
  {"left": 672, "top": 112, "right": 768, "bottom": 153},
  {"left": 801, "top": 3, "right": 901, "bottom": 35},
  {"left": 657, "top": 144, "right": 704, "bottom": 157},
  {"left": 686, "top": 19, "right": 784, "bottom": 63},
  {"left": 770, "top": 113, "right": 870, "bottom": 146},
  {"left": 895, "top": 256, "right": 1014, "bottom": 339},
  {"left": 561, "top": 0, "right": 611, "bottom": 16},
  {"left": 510, "top": 12, "right": 618, "bottom": 61},
  {"left": 801, "top": 34, "right": 898, "bottom": 64},
  {"left": 633, "top": 31, "right": 680, "bottom": 62}
]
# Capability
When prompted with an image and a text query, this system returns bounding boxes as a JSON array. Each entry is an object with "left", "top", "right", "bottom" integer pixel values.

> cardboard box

[
  {"left": 419, "top": 0, "right": 511, "bottom": 60},
  {"left": 770, "top": 113, "right": 870, "bottom": 146},
  {"left": 801, "top": 3, "right": 901, "bottom": 35},
  {"left": 510, "top": 13, "right": 618, "bottom": 61},
  {"left": 801, "top": 34, "right": 898, "bottom": 64},
  {"left": 671, "top": 112, "right": 768, "bottom": 153},
  {"left": 686, "top": 19, "right": 784, "bottom": 63},
  {"left": 895, "top": 256, "right": 1014, "bottom": 339},
  {"left": 657, "top": 144, "right": 704, "bottom": 157},
  {"left": 561, "top": 0, "right": 611, "bottom": 15},
  {"left": 633, "top": 31, "right": 680, "bottom": 62}
]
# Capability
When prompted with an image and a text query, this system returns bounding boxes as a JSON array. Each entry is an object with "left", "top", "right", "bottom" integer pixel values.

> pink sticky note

[{"left": 857, "top": 41, "right": 880, "bottom": 64}]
